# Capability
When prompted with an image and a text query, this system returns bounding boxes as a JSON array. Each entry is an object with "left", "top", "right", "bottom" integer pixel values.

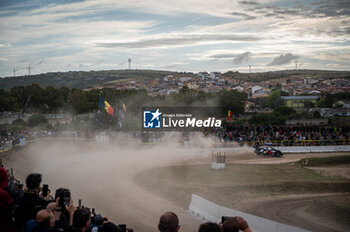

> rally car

[{"left": 254, "top": 146, "right": 283, "bottom": 157}]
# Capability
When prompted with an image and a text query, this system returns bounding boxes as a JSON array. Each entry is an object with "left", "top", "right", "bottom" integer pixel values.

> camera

[
  {"left": 119, "top": 224, "right": 133, "bottom": 232},
  {"left": 42, "top": 184, "right": 49, "bottom": 197},
  {"left": 91, "top": 213, "right": 107, "bottom": 226},
  {"left": 221, "top": 216, "right": 237, "bottom": 223},
  {"left": 57, "top": 189, "right": 71, "bottom": 207}
]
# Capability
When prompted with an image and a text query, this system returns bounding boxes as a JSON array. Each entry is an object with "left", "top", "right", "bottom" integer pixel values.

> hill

[
  {"left": 0, "top": 69, "right": 349, "bottom": 90},
  {"left": 223, "top": 69, "right": 350, "bottom": 82},
  {"left": 0, "top": 69, "right": 177, "bottom": 90}
]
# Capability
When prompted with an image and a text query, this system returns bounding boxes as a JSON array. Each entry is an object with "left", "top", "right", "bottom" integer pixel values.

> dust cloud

[{"left": 6, "top": 132, "right": 222, "bottom": 232}]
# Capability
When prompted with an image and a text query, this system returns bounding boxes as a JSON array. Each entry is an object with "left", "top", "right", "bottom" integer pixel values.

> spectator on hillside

[
  {"left": 13, "top": 173, "right": 49, "bottom": 232},
  {"left": 0, "top": 167, "right": 14, "bottom": 232},
  {"left": 222, "top": 217, "right": 252, "bottom": 232},
  {"left": 158, "top": 212, "right": 180, "bottom": 232},
  {"left": 67, "top": 208, "right": 91, "bottom": 232},
  {"left": 198, "top": 222, "right": 222, "bottom": 232},
  {"left": 30, "top": 209, "right": 56, "bottom": 232}
]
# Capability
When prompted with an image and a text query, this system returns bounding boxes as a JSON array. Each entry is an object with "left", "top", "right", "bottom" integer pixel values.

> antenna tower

[
  {"left": 294, "top": 60, "right": 299, "bottom": 70},
  {"left": 128, "top": 58, "right": 131, "bottom": 70}
]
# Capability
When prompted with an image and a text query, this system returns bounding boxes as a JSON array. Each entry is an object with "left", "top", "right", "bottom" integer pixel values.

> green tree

[
  {"left": 28, "top": 113, "right": 48, "bottom": 127},
  {"left": 219, "top": 90, "right": 247, "bottom": 115},
  {"left": 267, "top": 90, "right": 280, "bottom": 108},
  {"left": 273, "top": 106, "right": 295, "bottom": 116},
  {"left": 69, "top": 89, "right": 90, "bottom": 114},
  {"left": 325, "top": 93, "right": 334, "bottom": 108},
  {"left": 313, "top": 110, "right": 321, "bottom": 118}
]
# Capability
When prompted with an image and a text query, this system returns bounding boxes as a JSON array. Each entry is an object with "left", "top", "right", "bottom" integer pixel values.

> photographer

[
  {"left": 51, "top": 188, "right": 76, "bottom": 232},
  {"left": 67, "top": 208, "right": 91, "bottom": 232},
  {"left": 99, "top": 222, "right": 122, "bottom": 232},
  {"left": 13, "top": 173, "right": 49, "bottom": 232},
  {"left": 222, "top": 217, "right": 252, "bottom": 232},
  {"left": 198, "top": 222, "right": 222, "bottom": 232}
]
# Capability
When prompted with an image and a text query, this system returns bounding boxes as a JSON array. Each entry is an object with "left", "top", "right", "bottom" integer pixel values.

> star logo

[
  {"left": 143, "top": 109, "right": 162, "bottom": 128},
  {"left": 150, "top": 109, "right": 161, "bottom": 122}
]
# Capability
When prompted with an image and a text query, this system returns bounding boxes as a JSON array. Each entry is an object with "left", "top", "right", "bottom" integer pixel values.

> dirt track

[
  {"left": 244, "top": 193, "right": 350, "bottom": 232},
  {"left": 4, "top": 143, "right": 350, "bottom": 232},
  {"left": 5, "top": 142, "right": 205, "bottom": 232}
]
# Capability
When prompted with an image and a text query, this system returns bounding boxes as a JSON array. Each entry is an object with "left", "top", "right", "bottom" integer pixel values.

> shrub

[{"left": 27, "top": 113, "right": 48, "bottom": 127}]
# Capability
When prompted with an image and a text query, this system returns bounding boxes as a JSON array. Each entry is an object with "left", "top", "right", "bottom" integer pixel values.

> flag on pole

[
  {"left": 98, "top": 96, "right": 114, "bottom": 116},
  {"left": 227, "top": 110, "right": 233, "bottom": 121},
  {"left": 122, "top": 103, "right": 127, "bottom": 112}
]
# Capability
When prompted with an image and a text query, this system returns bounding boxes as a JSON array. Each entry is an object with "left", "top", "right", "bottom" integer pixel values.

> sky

[{"left": 0, "top": 0, "right": 349, "bottom": 77}]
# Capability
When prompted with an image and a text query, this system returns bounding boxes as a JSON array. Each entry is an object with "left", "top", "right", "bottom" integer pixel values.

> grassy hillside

[
  {"left": 1, "top": 69, "right": 350, "bottom": 90},
  {"left": 0, "top": 69, "right": 177, "bottom": 90},
  {"left": 223, "top": 69, "right": 350, "bottom": 82}
]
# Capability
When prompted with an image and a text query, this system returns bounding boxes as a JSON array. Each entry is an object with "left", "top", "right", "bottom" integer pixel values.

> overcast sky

[{"left": 0, "top": 0, "right": 349, "bottom": 77}]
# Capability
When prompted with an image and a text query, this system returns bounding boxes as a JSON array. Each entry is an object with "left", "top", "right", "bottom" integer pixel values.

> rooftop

[{"left": 281, "top": 96, "right": 319, "bottom": 100}]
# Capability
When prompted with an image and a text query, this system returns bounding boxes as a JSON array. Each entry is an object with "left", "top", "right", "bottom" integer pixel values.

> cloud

[
  {"left": 94, "top": 34, "right": 261, "bottom": 49},
  {"left": 36, "top": 60, "right": 44, "bottom": 65},
  {"left": 239, "top": 1, "right": 259, "bottom": 6},
  {"left": 209, "top": 53, "right": 237, "bottom": 59},
  {"left": 246, "top": 0, "right": 350, "bottom": 20},
  {"left": 0, "top": 0, "right": 350, "bottom": 76},
  {"left": 312, "top": 0, "right": 350, "bottom": 17},
  {"left": 230, "top": 12, "right": 256, "bottom": 20},
  {"left": 268, "top": 53, "right": 298, "bottom": 66},
  {"left": 233, "top": 52, "right": 252, "bottom": 65}
]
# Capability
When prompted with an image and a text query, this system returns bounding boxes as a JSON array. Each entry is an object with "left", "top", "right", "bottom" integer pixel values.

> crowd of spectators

[
  {"left": 158, "top": 211, "right": 253, "bottom": 232},
  {"left": 0, "top": 160, "right": 137, "bottom": 232},
  {"left": 2, "top": 125, "right": 350, "bottom": 151},
  {"left": 211, "top": 125, "right": 350, "bottom": 146},
  {"left": 0, "top": 160, "right": 253, "bottom": 232}
]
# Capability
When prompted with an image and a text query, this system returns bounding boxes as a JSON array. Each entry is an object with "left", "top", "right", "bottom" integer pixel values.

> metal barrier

[{"left": 189, "top": 194, "right": 310, "bottom": 232}]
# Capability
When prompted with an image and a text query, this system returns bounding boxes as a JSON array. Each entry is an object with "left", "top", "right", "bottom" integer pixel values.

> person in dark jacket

[
  {"left": 30, "top": 209, "right": 56, "bottom": 232},
  {"left": 0, "top": 167, "right": 14, "bottom": 232},
  {"left": 13, "top": 173, "right": 49, "bottom": 232},
  {"left": 67, "top": 208, "right": 91, "bottom": 232}
]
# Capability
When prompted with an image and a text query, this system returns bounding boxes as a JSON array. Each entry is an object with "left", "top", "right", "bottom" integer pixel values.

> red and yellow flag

[
  {"left": 104, "top": 100, "right": 114, "bottom": 116},
  {"left": 99, "top": 96, "right": 114, "bottom": 116},
  {"left": 227, "top": 110, "right": 233, "bottom": 121}
]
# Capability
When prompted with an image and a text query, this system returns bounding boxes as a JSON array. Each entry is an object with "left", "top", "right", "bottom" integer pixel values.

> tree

[
  {"left": 325, "top": 93, "right": 334, "bottom": 108},
  {"left": 313, "top": 110, "right": 321, "bottom": 118},
  {"left": 69, "top": 89, "right": 90, "bottom": 114},
  {"left": 219, "top": 90, "right": 247, "bottom": 115},
  {"left": 267, "top": 90, "right": 280, "bottom": 109},
  {"left": 172, "top": 86, "right": 196, "bottom": 105},
  {"left": 273, "top": 106, "right": 295, "bottom": 116},
  {"left": 28, "top": 113, "right": 47, "bottom": 127},
  {"left": 304, "top": 101, "right": 315, "bottom": 108},
  {"left": 26, "top": 84, "right": 46, "bottom": 111}
]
